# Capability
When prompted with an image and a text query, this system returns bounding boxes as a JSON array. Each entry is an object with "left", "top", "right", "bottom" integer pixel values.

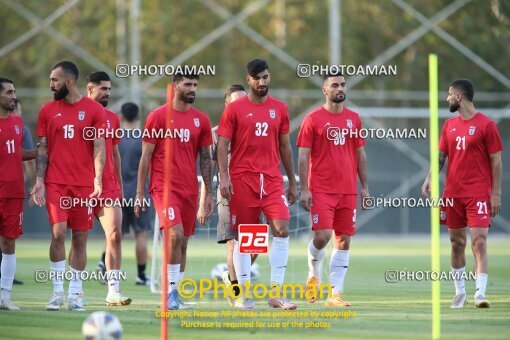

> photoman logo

[{"left": 239, "top": 224, "right": 269, "bottom": 254}]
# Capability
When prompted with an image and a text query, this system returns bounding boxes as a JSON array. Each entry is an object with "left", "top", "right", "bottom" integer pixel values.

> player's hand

[
  {"left": 30, "top": 178, "right": 46, "bottom": 206},
  {"left": 490, "top": 193, "right": 501, "bottom": 217},
  {"left": 300, "top": 189, "right": 312, "bottom": 211},
  {"left": 287, "top": 182, "right": 298, "bottom": 205},
  {"left": 197, "top": 192, "right": 214, "bottom": 225},
  {"left": 134, "top": 192, "right": 146, "bottom": 218},
  {"left": 421, "top": 175, "right": 430, "bottom": 198},
  {"left": 360, "top": 187, "right": 370, "bottom": 210},
  {"left": 220, "top": 177, "right": 234, "bottom": 200},
  {"left": 90, "top": 177, "right": 102, "bottom": 198}
]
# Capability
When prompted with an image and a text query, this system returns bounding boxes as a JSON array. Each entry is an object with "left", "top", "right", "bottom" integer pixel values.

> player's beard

[
  {"left": 180, "top": 91, "right": 195, "bottom": 104},
  {"left": 449, "top": 101, "right": 460, "bottom": 113},
  {"left": 53, "top": 85, "right": 69, "bottom": 100},
  {"left": 99, "top": 96, "right": 109, "bottom": 107},
  {"left": 1, "top": 99, "right": 15, "bottom": 111},
  {"left": 331, "top": 92, "right": 346, "bottom": 103},
  {"left": 252, "top": 85, "right": 269, "bottom": 98}
]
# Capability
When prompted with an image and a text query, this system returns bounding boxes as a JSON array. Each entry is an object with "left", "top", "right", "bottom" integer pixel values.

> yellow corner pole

[{"left": 429, "top": 53, "right": 441, "bottom": 339}]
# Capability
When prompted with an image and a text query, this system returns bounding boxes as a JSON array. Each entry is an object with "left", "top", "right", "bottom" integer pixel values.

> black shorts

[{"left": 121, "top": 204, "right": 155, "bottom": 234}]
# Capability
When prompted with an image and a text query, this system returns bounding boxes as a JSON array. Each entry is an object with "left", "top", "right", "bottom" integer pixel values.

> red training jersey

[
  {"left": 143, "top": 104, "right": 212, "bottom": 195},
  {"left": 0, "top": 114, "right": 25, "bottom": 198},
  {"left": 36, "top": 96, "right": 106, "bottom": 187},
  {"left": 297, "top": 106, "right": 365, "bottom": 194},
  {"left": 439, "top": 112, "right": 503, "bottom": 197},
  {"left": 217, "top": 95, "right": 290, "bottom": 181},
  {"left": 102, "top": 109, "right": 121, "bottom": 193}
]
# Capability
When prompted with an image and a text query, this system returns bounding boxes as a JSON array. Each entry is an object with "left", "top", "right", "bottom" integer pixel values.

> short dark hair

[
  {"left": 52, "top": 61, "right": 79, "bottom": 80},
  {"left": 172, "top": 67, "right": 200, "bottom": 83},
  {"left": 224, "top": 84, "right": 246, "bottom": 99},
  {"left": 322, "top": 70, "right": 344, "bottom": 82},
  {"left": 87, "top": 71, "right": 111, "bottom": 84},
  {"left": 121, "top": 102, "right": 139, "bottom": 122},
  {"left": 0, "top": 77, "right": 14, "bottom": 92},
  {"left": 450, "top": 79, "right": 474, "bottom": 101},
  {"left": 246, "top": 59, "right": 269, "bottom": 77}
]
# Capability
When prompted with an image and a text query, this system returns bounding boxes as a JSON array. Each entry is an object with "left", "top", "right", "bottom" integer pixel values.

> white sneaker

[
  {"left": 46, "top": 291, "right": 65, "bottom": 311},
  {"left": 221, "top": 271, "right": 235, "bottom": 306},
  {"left": 0, "top": 299, "right": 20, "bottom": 311},
  {"left": 106, "top": 291, "right": 132, "bottom": 306},
  {"left": 474, "top": 293, "right": 491, "bottom": 308},
  {"left": 234, "top": 297, "right": 255, "bottom": 309},
  {"left": 67, "top": 294, "right": 86, "bottom": 311},
  {"left": 450, "top": 294, "right": 467, "bottom": 308}
]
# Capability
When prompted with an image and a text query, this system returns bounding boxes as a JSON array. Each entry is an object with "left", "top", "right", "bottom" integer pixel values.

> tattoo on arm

[
  {"left": 199, "top": 146, "right": 212, "bottom": 194},
  {"left": 36, "top": 137, "right": 48, "bottom": 179},
  {"left": 439, "top": 151, "right": 447, "bottom": 172}
]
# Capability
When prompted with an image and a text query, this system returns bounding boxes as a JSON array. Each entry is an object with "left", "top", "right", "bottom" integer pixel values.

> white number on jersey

[
  {"left": 64, "top": 124, "right": 75, "bottom": 139},
  {"left": 5, "top": 139, "right": 15, "bottom": 154},
  {"left": 180, "top": 129, "right": 190, "bottom": 142},
  {"left": 333, "top": 134, "right": 346, "bottom": 146},
  {"left": 455, "top": 136, "right": 465, "bottom": 150},
  {"left": 477, "top": 201, "right": 488, "bottom": 215},
  {"left": 255, "top": 122, "right": 268, "bottom": 136}
]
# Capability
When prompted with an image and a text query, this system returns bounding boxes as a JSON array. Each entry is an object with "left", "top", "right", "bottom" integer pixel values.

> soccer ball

[
  {"left": 82, "top": 311, "right": 123, "bottom": 340},
  {"left": 210, "top": 262, "right": 261, "bottom": 282}
]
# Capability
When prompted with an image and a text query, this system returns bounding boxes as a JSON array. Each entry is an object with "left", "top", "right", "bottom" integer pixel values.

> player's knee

[
  {"left": 52, "top": 229, "right": 67, "bottom": 243},
  {"left": 450, "top": 236, "right": 466, "bottom": 250},
  {"left": 107, "top": 228, "right": 122, "bottom": 246},
  {"left": 471, "top": 236, "right": 486, "bottom": 251}
]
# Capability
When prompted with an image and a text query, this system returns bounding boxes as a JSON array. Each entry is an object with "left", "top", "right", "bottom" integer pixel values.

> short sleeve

[
  {"left": 93, "top": 106, "right": 106, "bottom": 130},
  {"left": 356, "top": 116, "right": 366, "bottom": 147},
  {"left": 143, "top": 111, "right": 160, "bottom": 145},
  {"left": 199, "top": 116, "right": 213, "bottom": 147},
  {"left": 296, "top": 115, "right": 314, "bottom": 148},
  {"left": 112, "top": 114, "right": 121, "bottom": 145},
  {"left": 485, "top": 121, "right": 503, "bottom": 154},
  {"left": 438, "top": 121, "right": 448, "bottom": 153},
  {"left": 279, "top": 103, "right": 290, "bottom": 134},
  {"left": 36, "top": 105, "right": 48, "bottom": 137},
  {"left": 217, "top": 104, "right": 235, "bottom": 139}
]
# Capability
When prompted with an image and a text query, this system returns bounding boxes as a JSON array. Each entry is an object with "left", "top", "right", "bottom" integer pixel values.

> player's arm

[
  {"left": 421, "top": 151, "right": 447, "bottom": 198},
  {"left": 198, "top": 157, "right": 216, "bottom": 225},
  {"left": 217, "top": 136, "right": 233, "bottom": 199},
  {"left": 21, "top": 148, "right": 37, "bottom": 161},
  {"left": 90, "top": 137, "right": 106, "bottom": 198},
  {"left": 113, "top": 145, "right": 123, "bottom": 198},
  {"left": 135, "top": 141, "right": 155, "bottom": 217},
  {"left": 279, "top": 133, "right": 297, "bottom": 205},
  {"left": 489, "top": 151, "right": 502, "bottom": 217},
  {"left": 198, "top": 145, "right": 214, "bottom": 223},
  {"left": 30, "top": 137, "right": 48, "bottom": 206},
  {"left": 298, "top": 147, "right": 312, "bottom": 211},
  {"left": 357, "top": 146, "right": 370, "bottom": 209}
]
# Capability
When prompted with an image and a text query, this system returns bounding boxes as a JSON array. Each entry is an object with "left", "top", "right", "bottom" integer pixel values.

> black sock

[
  {"left": 231, "top": 280, "right": 241, "bottom": 297},
  {"left": 101, "top": 252, "right": 106, "bottom": 265},
  {"left": 138, "top": 264, "right": 146, "bottom": 280}
]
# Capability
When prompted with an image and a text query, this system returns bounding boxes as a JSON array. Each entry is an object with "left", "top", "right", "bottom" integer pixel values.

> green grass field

[{"left": 0, "top": 236, "right": 509, "bottom": 339}]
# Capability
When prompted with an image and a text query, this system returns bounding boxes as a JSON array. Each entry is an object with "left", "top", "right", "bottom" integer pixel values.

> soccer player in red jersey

[
  {"left": 198, "top": 84, "right": 261, "bottom": 306},
  {"left": 422, "top": 79, "right": 502, "bottom": 309},
  {"left": 297, "top": 73, "right": 369, "bottom": 307},
  {"left": 217, "top": 59, "right": 298, "bottom": 310},
  {"left": 31, "top": 61, "right": 106, "bottom": 311},
  {"left": 86, "top": 71, "right": 131, "bottom": 306},
  {"left": 0, "top": 77, "right": 36, "bottom": 310},
  {"left": 136, "top": 73, "right": 213, "bottom": 310}
]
